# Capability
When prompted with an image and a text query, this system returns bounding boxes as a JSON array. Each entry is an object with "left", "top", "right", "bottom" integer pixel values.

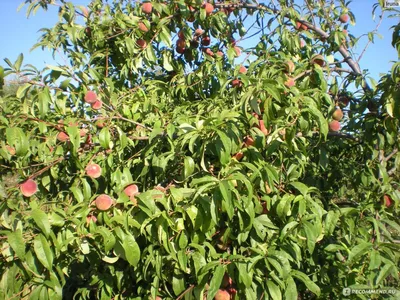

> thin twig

[{"left": 384, "top": 148, "right": 398, "bottom": 162}]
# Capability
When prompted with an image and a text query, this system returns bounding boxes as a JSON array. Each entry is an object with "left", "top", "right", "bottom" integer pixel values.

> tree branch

[
  {"left": 384, "top": 148, "right": 398, "bottom": 162},
  {"left": 214, "top": 2, "right": 371, "bottom": 92}
]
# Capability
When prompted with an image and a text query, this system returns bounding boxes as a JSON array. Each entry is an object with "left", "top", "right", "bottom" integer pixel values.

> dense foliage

[{"left": 0, "top": 0, "right": 399, "bottom": 299}]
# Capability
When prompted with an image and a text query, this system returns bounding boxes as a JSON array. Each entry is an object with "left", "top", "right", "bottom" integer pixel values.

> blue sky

[{"left": 0, "top": 0, "right": 398, "bottom": 82}]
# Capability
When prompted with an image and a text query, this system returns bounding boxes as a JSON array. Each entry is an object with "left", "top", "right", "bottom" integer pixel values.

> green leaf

[
  {"left": 99, "top": 128, "right": 111, "bottom": 149},
  {"left": 102, "top": 255, "right": 119, "bottom": 264},
  {"left": 324, "top": 244, "right": 345, "bottom": 252},
  {"left": 14, "top": 53, "right": 24, "bottom": 71},
  {"left": 324, "top": 210, "right": 340, "bottom": 236},
  {"left": 184, "top": 156, "right": 195, "bottom": 178},
  {"left": 31, "top": 209, "right": 51, "bottom": 238},
  {"left": 16, "top": 82, "right": 31, "bottom": 99},
  {"left": 219, "top": 181, "right": 233, "bottom": 219},
  {"left": 206, "top": 265, "right": 225, "bottom": 300},
  {"left": 291, "top": 270, "right": 320, "bottom": 297},
  {"left": 33, "top": 234, "right": 53, "bottom": 270},
  {"left": 280, "top": 221, "right": 299, "bottom": 240},
  {"left": 289, "top": 182, "right": 309, "bottom": 196},
  {"left": 347, "top": 241, "right": 373, "bottom": 264},
  {"left": 38, "top": 87, "right": 51, "bottom": 118},
  {"left": 6, "top": 128, "right": 29, "bottom": 156},
  {"left": 238, "top": 262, "right": 252, "bottom": 288},
  {"left": 122, "top": 233, "right": 141, "bottom": 267},
  {"left": 284, "top": 276, "right": 298, "bottom": 300},
  {"left": 303, "top": 221, "right": 317, "bottom": 254},
  {"left": 369, "top": 250, "right": 381, "bottom": 270},
  {"left": 256, "top": 215, "right": 278, "bottom": 229},
  {"left": 376, "top": 264, "right": 394, "bottom": 285},
  {"left": 7, "top": 231, "right": 25, "bottom": 260},
  {"left": 264, "top": 79, "right": 281, "bottom": 101},
  {"left": 267, "top": 280, "right": 282, "bottom": 300},
  {"left": 172, "top": 272, "right": 186, "bottom": 296}
]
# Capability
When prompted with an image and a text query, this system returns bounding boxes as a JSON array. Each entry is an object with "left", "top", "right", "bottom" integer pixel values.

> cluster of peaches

[
  {"left": 136, "top": 1, "right": 241, "bottom": 61},
  {"left": 18, "top": 90, "right": 140, "bottom": 213},
  {"left": 20, "top": 162, "right": 140, "bottom": 212}
]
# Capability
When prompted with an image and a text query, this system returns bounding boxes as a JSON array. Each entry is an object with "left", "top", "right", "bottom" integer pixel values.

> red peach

[
  {"left": 194, "top": 28, "right": 204, "bottom": 36},
  {"left": 329, "top": 120, "right": 341, "bottom": 132},
  {"left": 91, "top": 100, "right": 103, "bottom": 110},
  {"left": 332, "top": 108, "right": 343, "bottom": 121},
  {"left": 137, "top": 39, "right": 147, "bottom": 49},
  {"left": 338, "top": 95, "right": 350, "bottom": 107},
  {"left": 84, "top": 91, "right": 98, "bottom": 104},
  {"left": 178, "top": 30, "right": 185, "bottom": 39},
  {"left": 339, "top": 14, "right": 349, "bottom": 23},
  {"left": 244, "top": 136, "right": 255, "bottom": 147},
  {"left": 233, "top": 46, "right": 241, "bottom": 57},
  {"left": 284, "top": 77, "right": 295, "bottom": 88},
  {"left": 233, "top": 152, "right": 244, "bottom": 161},
  {"left": 95, "top": 194, "right": 113, "bottom": 211},
  {"left": 6, "top": 145, "right": 16, "bottom": 156},
  {"left": 57, "top": 132, "right": 70, "bottom": 142},
  {"left": 239, "top": 65, "right": 247, "bottom": 74},
  {"left": 20, "top": 179, "right": 38, "bottom": 197},
  {"left": 141, "top": 2, "right": 152, "bottom": 14},
  {"left": 203, "top": 3, "right": 214, "bottom": 15},
  {"left": 384, "top": 195, "right": 393, "bottom": 207},
  {"left": 86, "top": 163, "right": 102, "bottom": 178},
  {"left": 214, "top": 289, "right": 230, "bottom": 300},
  {"left": 96, "top": 120, "right": 105, "bottom": 128},
  {"left": 124, "top": 184, "right": 139, "bottom": 197},
  {"left": 203, "top": 48, "right": 214, "bottom": 56},
  {"left": 258, "top": 120, "right": 270, "bottom": 136},
  {"left": 138, "top": 22, "right": 149, "bottom": 32},
  {"left": 176, "top": 38, "right": 186, "bottom": 49},
  {"left": 201, "top": 36, "right": 211, "bottom": 46},
  {"left": 231, "top": 79, "right": 242, "bottom": 88},
  {"left": 284, "top": 60, "right": 295, "bottom": 73},
  {"left": 79, "top": 129, "right": 88, "bottom": 137},
  {"left": 176, "top": 46, "right": 185, "bottom": 54}
]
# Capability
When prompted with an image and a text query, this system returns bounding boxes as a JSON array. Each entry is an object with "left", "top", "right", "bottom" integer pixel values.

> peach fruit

[
  {"left": 329, "top": 120, "right": 340, "bottom": 132},
  {"left": 57, "top": 132, "right": 70, "bottom": 142},
  {"left": 84, "top": 91, "right": 98, "bottom": 104},
  {"left": 332, "top": 108, "right": 343, "bottom": 121},
  {"left": 91, "top": 100, "right": 103, "bottom": 110},
  {"left": 141, "top": 2, "right": 152, "bottom": 14},
  {"left": 95, "top": 194, "right": 113, "bottom": 211},
  {"left": 20, "top": 179, "right": 38, "bottom": 197},
  {"left": 86, "top": 163, "right": 102, "bottom": 178}
]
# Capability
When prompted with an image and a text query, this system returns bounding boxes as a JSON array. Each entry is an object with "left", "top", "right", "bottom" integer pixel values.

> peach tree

[{"left": 0, "top": 0, "right": 399, "bottom": 299}]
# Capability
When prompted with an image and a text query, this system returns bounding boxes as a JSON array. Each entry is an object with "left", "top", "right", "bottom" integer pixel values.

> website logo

[{"left": 385, "top": 0, "right": 400, "bottom": 7}]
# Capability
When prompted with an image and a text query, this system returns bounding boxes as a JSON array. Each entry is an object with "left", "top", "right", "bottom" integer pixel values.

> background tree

[{"left": 0, "top": 0, "right": 399, "bottom": 299}]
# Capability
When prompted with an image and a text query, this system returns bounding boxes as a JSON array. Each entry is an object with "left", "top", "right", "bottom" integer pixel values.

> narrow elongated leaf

[
  {"left": 33, "top": 234, "right": 53, "bottom": 270},
  {"left": 376, "top": 264, "right": 393, "bottom": 285},
  {"left": 206, "top": 265, "right": 225, "bottom": 300},
  {"left": 284, "top": 276, "right": 298, "bottom": 300},
  {"left": 347, "top": 242, "right": 373, "bottom": 264},
  {"left": 7, "top": 231, "right": 25, "bottom": 260},
  {"left": 267, "top": 280, "right": 282, "bottom": 300},
  {"left": 31, "top": 209, "right": 51, "bottom": 238},
  {"left": 122, "top": 233, "right": 141, "bottom": 267},
  {"left": 291, "top": 270, "right": 320, "bottom": 297}
]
